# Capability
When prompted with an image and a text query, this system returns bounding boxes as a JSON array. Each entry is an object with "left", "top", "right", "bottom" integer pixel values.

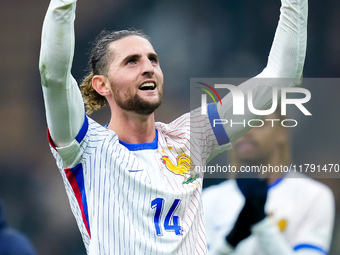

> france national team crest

[
  {"left": 161, "top": 153, "right": 199, "bottom": 184},
  {"left": 268, "top": 212, "right": 288, "bottom": 232}
]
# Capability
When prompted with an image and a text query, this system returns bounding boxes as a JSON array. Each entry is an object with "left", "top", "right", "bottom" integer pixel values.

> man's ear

[{"left": 92, "top": 75, "right": 111, "bottom": 96}]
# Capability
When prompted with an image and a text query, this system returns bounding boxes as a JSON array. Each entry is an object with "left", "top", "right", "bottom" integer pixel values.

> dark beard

[
  {"left": 238, "top": 155, "right": 270, "bottom": 172},
  {"left": 115, "top": 93, "right": 162, "bottom": 115}
]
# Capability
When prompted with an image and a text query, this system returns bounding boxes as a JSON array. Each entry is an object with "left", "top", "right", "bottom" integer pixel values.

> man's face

[
  {"left": 106, "top": 35, "right": 164, "bottom": 115},
  {"left": 233, "top": 114, "right": 287, "bottom": 166}
]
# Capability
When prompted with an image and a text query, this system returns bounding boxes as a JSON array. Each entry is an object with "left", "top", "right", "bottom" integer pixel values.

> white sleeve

[
  {"left": 217, "top": 0, "right": 308, "bottom": 143},
  {"left": 257, "top": 0, "right": 307, "bottom": 78},
  {"left": 252, "top": 213, "right": 332, "bottom": 255},
  {"left": 291, "top": 185, "right": 335, "bottom": 254},
  {"left": 39, "top": 0, "right": 85, "bottom": 147},
  {"left": 209, "top": 218, "right": 322, "bottom": 255},
  {"left": 252, "top": 218, "right": 296, "bottom": 255},
  {"left": 252, "top": 183, "right": 335, "bottom": 255}
]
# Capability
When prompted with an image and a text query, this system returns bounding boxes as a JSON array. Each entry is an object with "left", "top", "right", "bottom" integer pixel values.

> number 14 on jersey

[{"left": 151, "top": 198, "right": 183, "bottom": 236}]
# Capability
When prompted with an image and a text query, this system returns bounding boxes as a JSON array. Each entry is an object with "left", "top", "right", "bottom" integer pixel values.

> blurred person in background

[
  {"left": 203, "top": 109, "right": 335, "bottom": 255},
  {"left": 0, "top": 201, "right": 37, "bottom": 255}
]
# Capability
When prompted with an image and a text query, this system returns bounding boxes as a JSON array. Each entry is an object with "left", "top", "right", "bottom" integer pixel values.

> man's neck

[{"left": 107, "top": 110, "right": 156, "bottom": 144}]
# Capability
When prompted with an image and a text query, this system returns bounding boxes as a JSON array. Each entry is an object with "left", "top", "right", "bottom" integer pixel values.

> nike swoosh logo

[{"left": 128, "top": 169, "right": 143, "bottom": 173}]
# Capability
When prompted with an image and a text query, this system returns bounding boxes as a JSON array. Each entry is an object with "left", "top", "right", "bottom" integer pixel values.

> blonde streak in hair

[
  {"left": 80, "top": 72, "right": 94, "bottom": 114},
  {"left": 81, "top": 72, "right": 98, "bottom": 115},
  {"left": 80, "top": 72, "right": 108, "bottom": 115}
]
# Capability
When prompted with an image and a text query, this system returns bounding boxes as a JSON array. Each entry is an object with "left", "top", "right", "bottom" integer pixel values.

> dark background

[{"left": 0, "top": 0, "right": 339, "bottom": 254}]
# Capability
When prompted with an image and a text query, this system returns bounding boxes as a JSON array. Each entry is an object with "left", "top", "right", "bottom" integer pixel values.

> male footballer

[{"left": 39, "top": 0, "right": 308, "bottom": 254}]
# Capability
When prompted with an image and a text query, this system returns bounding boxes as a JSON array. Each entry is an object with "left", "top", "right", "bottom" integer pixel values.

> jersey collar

[{"left": 118, "top": 130, "right": 158, "bottom": 151}]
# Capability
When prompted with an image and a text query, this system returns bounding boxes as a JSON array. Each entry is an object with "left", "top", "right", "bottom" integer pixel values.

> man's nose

[{"left": 141, "top": 58, "right": 155, "bottom": 76}]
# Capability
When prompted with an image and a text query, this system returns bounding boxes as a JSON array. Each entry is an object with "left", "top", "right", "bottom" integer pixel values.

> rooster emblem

[
  {"left": 161, "top": 154, "right": 199, "bottom": 184},
  {"left": 268, "top": 213, "right": 287, "bottom": 232}
]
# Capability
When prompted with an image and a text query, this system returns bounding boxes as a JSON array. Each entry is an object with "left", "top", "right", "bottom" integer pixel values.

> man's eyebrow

[
  {"left": 121, "top": 52, "right": 159, "bottom": 64},
  {"left": 148, "top": 53, "right": 159, "bottom": 61},
  {"left": 122, "top": 54, "right": 141, "bottom": 64}
]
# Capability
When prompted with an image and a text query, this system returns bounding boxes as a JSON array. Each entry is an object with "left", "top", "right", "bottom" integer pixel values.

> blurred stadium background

[{"left": 0, "top": 0, "right": 339, "bottom": 254}]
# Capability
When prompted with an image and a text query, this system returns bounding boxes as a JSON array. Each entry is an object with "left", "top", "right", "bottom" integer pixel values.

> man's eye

[
  {"left": 127, "top": 60, "right": 137, "bottom": 65},
  {"left": 149, "top": 58, "right": 158, "bottom": 64}
]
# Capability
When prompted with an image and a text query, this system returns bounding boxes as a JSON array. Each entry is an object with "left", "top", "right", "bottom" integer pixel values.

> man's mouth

[
  {"left": 235, "top": 139, "right": 257, "bottom": 153},
  {"left": 139, "top": 82, "right": 156, "bottom": 91}
]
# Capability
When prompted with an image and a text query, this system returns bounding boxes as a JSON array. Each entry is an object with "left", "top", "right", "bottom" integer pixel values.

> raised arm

[
  {"left": 217, "top": 0, "right": 308, "bottom": 143},
  {"left": 257, "top": 0, "right": 307, "bottom": 78},
  {"left": 39, "top": 0, "right": 84, "bottom": 147}
]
